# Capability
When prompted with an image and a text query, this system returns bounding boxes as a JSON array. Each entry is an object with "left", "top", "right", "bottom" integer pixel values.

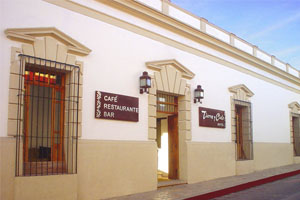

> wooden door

[
  {"left": 236, "top": 106, "right": 246, "bottom": 160},
  {"left": 168, "top": 114, "right": 179, "bottom": 179}
]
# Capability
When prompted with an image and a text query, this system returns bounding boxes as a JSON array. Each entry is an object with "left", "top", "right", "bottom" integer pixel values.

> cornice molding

[
  {"left": 43, "top": 0, "right": 300, "bottom": 93},
  {"left": 98, "top": 0, "right": 300, "bottom": 85},
  {"left": 289, "top": 102, "right": 300, "bottom": 111},
  {"left": 146, "top": 59, "right": 195, "bottom": 80},
  {"left": 228, "top": 84, "right": 254, "bottom": 97},
  {"left": 5, "top": 27, "right": 91, "bottom": 56}
]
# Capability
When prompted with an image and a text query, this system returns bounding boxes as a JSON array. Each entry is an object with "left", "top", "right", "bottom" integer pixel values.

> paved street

[
  {"left": 108, "top": 164, "right": 300, "bottom": 200},
  {"left": 214, "top": 174, "right": 300, "bottom": 200}
]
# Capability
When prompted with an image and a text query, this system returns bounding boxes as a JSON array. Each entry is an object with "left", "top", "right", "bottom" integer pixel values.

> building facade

[{"left": 0, "top": 0, "right": 300, "bottom": 199}]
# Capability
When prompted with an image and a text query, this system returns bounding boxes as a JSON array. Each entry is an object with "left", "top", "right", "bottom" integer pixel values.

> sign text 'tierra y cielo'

[
  {"left": 199, "top": 107, "right": 225, "bottom": 128},
  {"left": 95, "top": 91, "right": 139, "bottom": 122}
]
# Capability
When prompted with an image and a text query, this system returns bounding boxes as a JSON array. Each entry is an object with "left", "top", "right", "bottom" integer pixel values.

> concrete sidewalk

[{"left": 107, "top": 164, "right": 300, "bottom": 200}]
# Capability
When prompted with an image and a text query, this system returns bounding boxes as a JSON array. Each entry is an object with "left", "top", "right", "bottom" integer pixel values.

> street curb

[{"left": 185, "top": 169, "right": 300, "bottom": 200}]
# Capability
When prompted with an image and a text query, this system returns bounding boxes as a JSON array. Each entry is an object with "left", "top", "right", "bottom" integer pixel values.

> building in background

[{"left": 0, "top": 0, "right": 300, "bottom": 199}]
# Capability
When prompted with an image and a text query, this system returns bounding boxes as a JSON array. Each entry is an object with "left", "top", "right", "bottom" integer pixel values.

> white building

[{"left": 0, "top": 0, "right": 300, "bottom": 199}]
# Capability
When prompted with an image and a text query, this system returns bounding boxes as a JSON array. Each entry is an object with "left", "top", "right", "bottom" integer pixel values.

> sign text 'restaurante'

[{"left": 95, "top": 91, "right": 139, "bottom": 122}]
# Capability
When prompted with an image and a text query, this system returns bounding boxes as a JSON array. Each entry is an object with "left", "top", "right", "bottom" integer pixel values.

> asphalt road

[{"left": 213, "top": 174, "right": 300, "bottom": 200}]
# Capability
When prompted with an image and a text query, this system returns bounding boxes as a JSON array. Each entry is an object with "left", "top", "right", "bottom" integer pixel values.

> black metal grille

[
  {"left": 233, "top": 99, "right": 253, "bottom": 160},
  {"left": 15, "top": 54, "right": 80, "bottom": 176}
]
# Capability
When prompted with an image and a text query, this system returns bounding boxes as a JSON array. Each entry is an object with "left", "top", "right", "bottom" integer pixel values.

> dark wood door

[
  {"left": 236, "top": 106, "right": 247, "bottom": 160},
  {"left": 168, "top": 114, "right": 179, "bottom": 179}
]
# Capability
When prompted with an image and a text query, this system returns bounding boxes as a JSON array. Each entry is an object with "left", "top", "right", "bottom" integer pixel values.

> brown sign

[
  {"left": 199, "top": 107, "right": 225, "bottom": 128},
  {"left": 95, "top": 91, "right": 139, "bottom": 122}
]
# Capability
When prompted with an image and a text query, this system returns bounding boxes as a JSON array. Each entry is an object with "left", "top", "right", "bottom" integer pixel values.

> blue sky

[{"left": 172, "top": 0, "right": 300, "bottom": 70}]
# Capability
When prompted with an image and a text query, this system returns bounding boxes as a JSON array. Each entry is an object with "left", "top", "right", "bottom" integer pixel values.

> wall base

[
  {"left": 0, "top": 137, "right": 15, "bottom": 200},
  {"left": 14, "top": 175, "right": 77, "bottom": 200},
  {"left": 187, "top": 142, "right": 236, "bottom": 184},
  {"left": 254, "top": 143, "right": 293, "bottom": 170},
  {"left": 294, "top": 156, "right": 300, "bottom": 164},
  {"left": 1, "top": 138, "right": 298, "bottom": 199},
  {"left": 236, "top": 160, "right": 254, "bottom": 175},
  {"left": 77, "top": 139, "right": 157, "bottom": 200}
]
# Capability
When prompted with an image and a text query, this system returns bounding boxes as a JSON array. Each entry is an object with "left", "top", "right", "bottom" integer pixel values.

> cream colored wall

[
  {"left": 187, "top": 142, "right": 236, "bottom": 184},
  {"left": 254, "top": 143, "right": 294, "bottom": 170},
  {"left": 77, "top": 140, "right": 157, "bottom": 200},
  {"left": 186, "top": 142, "right": 295, "bottom": 183},
  {"left": 294, "top": 157, "right": 300, "bottom": 164},
  {"left": 0, "top": 138, "right": 157, "bottom": 200},
  {"left": 236, "top": 160, "right": 254, "bottom": 175},
  {"left": 161, "top": 118, "right": 168, "bottom": 133},
  {"left": 14, "top": 175, "right": 77, "bottom": 200},
  {"left": 1, "top": 0, "right": 299, "bottom": 143},
  {"left": 1, "top": 138, "right": 78, "bottom": 200},
  {"left": 0, "top": 137, "right": 15, "bottom": 200}
]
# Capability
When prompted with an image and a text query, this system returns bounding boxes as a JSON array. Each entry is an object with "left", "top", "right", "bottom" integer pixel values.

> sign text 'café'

[{"left": 95, "top": 91, "right": 139, "bottom": 122}]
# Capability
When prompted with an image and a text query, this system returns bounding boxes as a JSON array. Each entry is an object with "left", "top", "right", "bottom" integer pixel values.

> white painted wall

[
  {"left": 67, "top": 0, "right": 299, "bottom": 91},
  {"left": 0, "top": 0, "right": 299, "bottom": 145},
  {"left": 137, "top": 0, "right": 162, "bottom": 11},
  {"left": 169, "top": 5, "right": 200, "bottom": 29},
  {"left": 0, "top": 0, "right": 152, "bottom": 141},
  {"left": 256, "top": 49, "right": 271, "bottom": 64},
  {"left": 289, "top": 67, "right": 299, "bottom": 77},
  {"left": 274, "top": 59, "right": 287, "bottom": 71},
  {"left": 206, "top": 24, "right": 230, "bottom": 43},
  {"left": 234, "top": 39, "right": 253, "bottom": 55}
]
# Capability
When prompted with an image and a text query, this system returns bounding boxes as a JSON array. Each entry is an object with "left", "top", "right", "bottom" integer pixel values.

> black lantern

[
  {"left": 194, "top": 85, "right": 204, "bottom": 103},
  {"left": 140, "top": 71, "right": 151, "bottom": 94}
]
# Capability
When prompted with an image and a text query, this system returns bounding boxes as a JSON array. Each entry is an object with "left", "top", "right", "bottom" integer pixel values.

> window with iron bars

[
  {"left": 292, "top": 114, "right": 300, "bottom": 156},
  {"left": 15, "top": 54, "right": 80, "bottom": 176},
  {"left": 234, "top": 100, "right": 253, "bottom": 160}
]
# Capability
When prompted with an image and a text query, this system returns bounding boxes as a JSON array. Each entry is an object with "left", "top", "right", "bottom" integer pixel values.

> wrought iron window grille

[{"left": 15, "top": 54, "right": 80, "bottom": 176}]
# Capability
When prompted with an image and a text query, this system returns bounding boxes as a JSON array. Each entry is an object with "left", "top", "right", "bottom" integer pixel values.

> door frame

[
  {"left": 148, "top": 86, "right": 192, "bottom": 183},
  {"left": 156, "top": 92, "right": 179, "bottom": 180}
]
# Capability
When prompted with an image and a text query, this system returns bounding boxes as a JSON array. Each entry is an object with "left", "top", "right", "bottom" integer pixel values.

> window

[
  {"left": 292, "top": 115, "right": 300, "bottom": 156},
  {"left": 157, "top": 93, "right": 178, "bottom": 114},
  {"left": 234, "top": 100, "right": 253, "bottom": 160},
  {"left": 16, "top": 55, "right": 80, "bottom": 176}
]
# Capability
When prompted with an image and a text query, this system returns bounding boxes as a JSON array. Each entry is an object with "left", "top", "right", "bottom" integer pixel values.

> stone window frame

[
  {"left": 229, "top": 84, "right": 254, "bottom": 160},
  {"left": 5, "top": 27, "right": 91, "bottom": 175},
  {"left": 6, "top": 27, "right": 90, "bottom": 137},
  {"left": 288, "top": 102, "right": 300, "bottom": 157}
]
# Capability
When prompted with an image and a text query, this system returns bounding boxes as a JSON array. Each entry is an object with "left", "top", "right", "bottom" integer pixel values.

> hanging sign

[
  {"left": 95, "top": 91, "right": 139, "bottom": 122},
  {"left": 199, "top": 107, "right": 225, "bottom": 128}
]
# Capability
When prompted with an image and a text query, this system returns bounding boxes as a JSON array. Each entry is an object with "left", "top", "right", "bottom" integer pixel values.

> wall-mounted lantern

[
  {"left": 194, "top": 85, "right": 204, "bottom": 103},
  {"left": 140, "top": 71, "right": 151, "bottom": 94}
]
